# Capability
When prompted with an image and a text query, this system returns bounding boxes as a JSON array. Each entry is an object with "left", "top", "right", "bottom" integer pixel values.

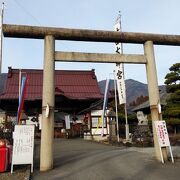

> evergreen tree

[{"left": 164, "top": 63, "right": 180, "bottom": 123}]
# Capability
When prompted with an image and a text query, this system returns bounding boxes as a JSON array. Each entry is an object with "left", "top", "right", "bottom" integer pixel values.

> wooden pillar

[
  {"left": 144, "top": 41, "right": 167, "bottom": 162},
  {"left": 40, "top": 35, "right": 55, "bottom": 171}
]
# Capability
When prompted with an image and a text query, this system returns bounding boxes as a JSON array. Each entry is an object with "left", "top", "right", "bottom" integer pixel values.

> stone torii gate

[{"left": 3, "top": 24, "right": 180, "bottom": 171}]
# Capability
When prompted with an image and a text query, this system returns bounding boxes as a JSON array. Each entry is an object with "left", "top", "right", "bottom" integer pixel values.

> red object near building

[
  {"left": 6, "top": 145, "right": 12, "bottom": 165},
  {"left": 0, "top": 147, "right": 8, "bottom": 172}
]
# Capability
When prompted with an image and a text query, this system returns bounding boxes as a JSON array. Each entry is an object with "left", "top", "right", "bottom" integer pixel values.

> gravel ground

[{"left": 0, "top": 165, "right": 30, "bottom": 180}]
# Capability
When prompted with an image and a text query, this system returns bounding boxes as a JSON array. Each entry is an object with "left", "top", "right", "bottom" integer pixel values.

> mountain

[{"left": 98, "top": 79, "right": 165, "bottom": 106}]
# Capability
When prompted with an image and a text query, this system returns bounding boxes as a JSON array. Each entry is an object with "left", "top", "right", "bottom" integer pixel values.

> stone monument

[
  {"left": 132, "top": 111, "right": 152, "bottom": 144},
  {"left": 137, "top": 111, "right": 148, "bottom": 125}
]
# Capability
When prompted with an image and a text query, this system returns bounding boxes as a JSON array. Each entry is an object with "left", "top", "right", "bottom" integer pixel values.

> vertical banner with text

[
  {"left": 115, "top": 63, "right": 126, "bottom": 104},
  {"left": 114, "top": 14, "right": 126, "bottom": 105}
]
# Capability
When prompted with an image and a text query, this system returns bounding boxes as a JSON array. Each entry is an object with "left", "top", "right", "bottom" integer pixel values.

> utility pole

[{"left": 0, "top": 2, "right": 4, "bottom": 74}]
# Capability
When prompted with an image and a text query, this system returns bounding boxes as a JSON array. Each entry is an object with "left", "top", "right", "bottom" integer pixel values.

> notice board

[
  {"left": 154, "top": 120, "right": 174, "bottom": 163},
  {"left": 154, "top": 120, "right": 170, "bottom": 147},
  {"left": 11, "top": 125, "right": 35, "bottom": 173}
]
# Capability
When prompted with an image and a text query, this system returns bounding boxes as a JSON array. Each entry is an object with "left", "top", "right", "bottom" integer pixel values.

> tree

[
  {"left": 164, "top": 63, "right": 180, "bottom": 127},
  {"left": 165, "top": 63, "right": 180, "bottom": 93},
  {"left": 129, "top": 95, "right": 149, "bottom": 107}
]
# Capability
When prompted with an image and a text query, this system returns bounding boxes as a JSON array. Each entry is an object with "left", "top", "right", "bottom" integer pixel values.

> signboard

[
  {"left": 11, "top": 125, "right": 35, "bottom": 173},
  {"left": 55, "top": 122, "right": 64, "bottom": 128},
  {"left": 154, "top": 120, "right": 174, "bottom": 163},
  {"left": 154, "top": 121, "right": 170, "bottom": 147}
]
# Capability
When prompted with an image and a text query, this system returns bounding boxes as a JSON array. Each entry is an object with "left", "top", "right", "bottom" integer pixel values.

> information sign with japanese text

[
  {"left": 11, "top": 125, "right": 35, "bottom": 173},
  {"left": 154, "top": 121, "right": 170, "bottom": 147}
]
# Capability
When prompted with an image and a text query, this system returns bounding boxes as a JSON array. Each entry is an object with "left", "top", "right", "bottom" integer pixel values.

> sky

[{"left": 1, "top": 0, "right": 180, "bottom": 85}]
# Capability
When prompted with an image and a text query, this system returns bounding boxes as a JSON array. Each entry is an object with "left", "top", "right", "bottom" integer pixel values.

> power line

[
  {"left": 13, "top": 0, "right": 41, "bottom": 25},
  {"left": 11, "top": 1, "right": 70, "bottom": 51}
]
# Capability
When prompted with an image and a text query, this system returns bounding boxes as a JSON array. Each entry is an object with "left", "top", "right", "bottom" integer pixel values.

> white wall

[{"left": 91, "top": 109, "right": 110, "bottom": 135}]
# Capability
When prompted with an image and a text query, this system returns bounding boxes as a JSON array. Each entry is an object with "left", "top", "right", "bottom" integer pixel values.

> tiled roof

[{"left": 0, "top": 68, "right": 103, "bottom": 101}]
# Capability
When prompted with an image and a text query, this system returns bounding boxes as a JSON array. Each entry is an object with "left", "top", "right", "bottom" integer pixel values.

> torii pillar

[
  {"left": 144, "top": 41, "right": 167, "bottom": 162},
  {"left": 40, "top": 35, "right": 55, "bottom": 171}
]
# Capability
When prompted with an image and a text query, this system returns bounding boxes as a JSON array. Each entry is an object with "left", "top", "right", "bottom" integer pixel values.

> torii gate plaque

[{"left": 3, "top": 24, "right": 180, "bottom": 171}]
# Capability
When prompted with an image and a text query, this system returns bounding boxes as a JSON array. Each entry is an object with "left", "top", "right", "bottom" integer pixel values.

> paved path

[{"left": 32, "top": 139, "right": 180, "bottom": 180}]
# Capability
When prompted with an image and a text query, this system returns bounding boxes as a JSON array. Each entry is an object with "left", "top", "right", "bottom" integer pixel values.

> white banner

[
  {"left": 114, "top": 16, "right": 126, "bottom": 104},
  {"left": 115, "top": 63, "right": 126, "bottom": 104},
  {"left": 101, "top": 79, "right": 109, "bottom": 136},
  {"left": 65, "top": 115, "right": 71, "bottom": 129},
  {"left": 114, "top": 22, "right": 122, "bottom": 54}
]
